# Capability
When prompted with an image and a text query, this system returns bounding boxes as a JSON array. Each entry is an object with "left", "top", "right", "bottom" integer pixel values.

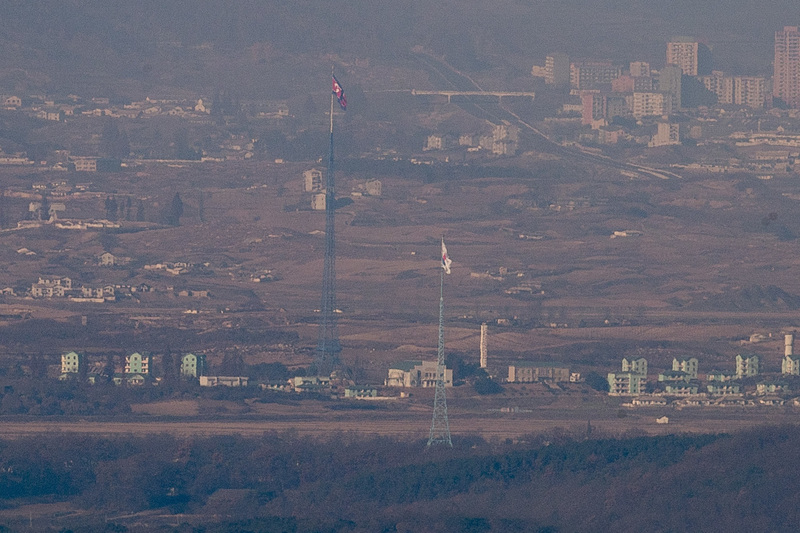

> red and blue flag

[
  {"left": 332, "top": 75, "right": 347, "bottom": 110},
  {"left": 441, "top": 238, "right": 452, "bottom": 274}
]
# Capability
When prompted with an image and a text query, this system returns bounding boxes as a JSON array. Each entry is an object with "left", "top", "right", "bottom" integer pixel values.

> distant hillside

[
  {"left": 3, "top": 425, "right": 800, "bottom": 531},
  {"left": 0, "top": 1, "right": 794, "bottom": 97}
]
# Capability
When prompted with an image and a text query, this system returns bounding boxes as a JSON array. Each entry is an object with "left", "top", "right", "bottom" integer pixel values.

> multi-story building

[
  {"left": 734, "top": 76, "right": 769, "bottom": 108},
  {"left": 200, "top": 376, "right": 248, "bottom": 387},
  {"left": 311, "top": 193, "right": 326, "bottom": 211},
  {"left": 735, "top": 354, "right": 760, "bottom": 379},
  {"left": 707, "top": 382, "right": 741, "bottom": 395},
  {"left": 702, "top": 71, "right": 734, "bottom": 105},
  {"left": 605, "top": 94, "right": 630, "bottom": 120},
  {"left": 181, "top": 353, "right": 205, "bottom": 378},
  {"left": 658, "top": 370, "right": 692, "bottom": 382},
  {"left": 31, "top": 277, "right": 73, "bottom": 298},
  {"left": 630, "top": 61, "right": 651, "bottom": 78},
  {"left": 702, "top": 71, "right": 768, "bottom": 108},
  {"left": 508, "top": 362, "right": 570, "bottom": 383},
  {"left": 633, "top": 76, "right": 655, "bottom": 92},
  {"left": 580, "top": 91, "right": 606, "bottom": 126},
  {"left": 424, "top": 134, "right": 448, "bottom": 151},
  {"left": 303, "top": 169, "right": 324, "bottom": 192},
  {"left": 774, "top": 26, "right": 800, "bottom": 108},
  {"left": 621, "top": 357, "right": 648, "bottom": 376},
  {"left": 650, "top": 122, "right": 682, "bottom": 147},
  {"left": 607, "top": 372, "right": 644, "bottom": 395},
  {"left": 125, "top": 352, "right": 150, "bottom": 375},
  {"left": 72, "top": 157, "right": 98, "bottom": 172},
  {"left": 365, "top": 179, "right": 382, "bottom": 196},
  {"left": 631, "top": 92, "right": 672, "bottom": 118},
  {"left": 783, "top": 355, "right": 800, "bottom": 375},
  {"left": 490, "top": 124, "right": 519, "bottom": 156},
  {"left": 544, "top": 53, "right": 571, "bottom": 86},
  {"left": 666, "top": 37, "right": 699, "bottom": 76},
  {"left": 60, "top": 351, "right": 83, "bottom": 377},
  {"left": 612, "top": 75, "right": 635, "bottom": 93},
  {"left": 672, "top": 357, "right": 699, "bottom": 379},
  {"left": 658, "top": 65, "right": 683, "bottom": 110},
  {"left": 707, "top": 371, "right": 735, "bottom": 382},
  {"left": 612, "top": 74, "right": 654, "bottom": 93},
  {"left": 386, "top": 360, "right": 452, "bottom": 388},
  {"left": 783, "top": 333, "right": 799, "bottom": 375},
  {"left": 570, "top": 60, "right": 622, "bottom": 90},
  {"left": 706, "top": 370, "right": 736, "bottom": 381},
  {"left": 664, "top": 382, "right": 699, "bottom": 395}
]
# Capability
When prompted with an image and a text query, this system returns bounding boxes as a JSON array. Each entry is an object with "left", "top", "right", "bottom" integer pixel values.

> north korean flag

[{"left": 332, "top": 75, "right": 347, "bottom": 110}]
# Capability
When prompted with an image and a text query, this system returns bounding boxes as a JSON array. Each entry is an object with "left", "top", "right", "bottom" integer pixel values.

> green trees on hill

[{"left": 1, "top": 425, "right": 800, "bottom": 530}]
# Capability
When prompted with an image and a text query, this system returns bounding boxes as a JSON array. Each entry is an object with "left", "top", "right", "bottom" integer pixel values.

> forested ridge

[{"left": 1, "top": 425, "right": 799, "bottom": 531}]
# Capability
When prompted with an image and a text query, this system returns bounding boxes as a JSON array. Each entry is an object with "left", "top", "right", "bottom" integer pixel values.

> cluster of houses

[
  {"left": 1, "top": 94, "right": 216, "bottom": 122},
  {"left": 57, "top": 351, "right": 382, "bottom": 398},
  {"left": 424, "top": 124, "right": 520, "bottom": 156},
  {"left": 607, "top": 334, "right": 800, "bottom": 406},
  {"left": 302, "top": 168, "right": 382, "bottom": 211},
  {"left": 31, "top": 277, "right": 115, "bottom": 302},
  {"left": 0, "top": 92, "right": 288, "bottom": 165},
  {"left": 17, "top": 255, "right": 213, "bottom": 303},
  {"left": 59, "top": 351, "right": 206, "bottom": 386},
  {"left": 10, "top": 275, "right": 210, "bottom": 303},
  {"left": 143, "top": 261, "right": 193, "bottom": 276}
]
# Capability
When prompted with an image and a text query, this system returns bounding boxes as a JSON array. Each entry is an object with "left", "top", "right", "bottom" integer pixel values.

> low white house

[
  {"left": 386, "top": 360, "right": 452, "bottom": 388},
  {"left": 200, "top": 376, "right": 248, "bottom": 387}
]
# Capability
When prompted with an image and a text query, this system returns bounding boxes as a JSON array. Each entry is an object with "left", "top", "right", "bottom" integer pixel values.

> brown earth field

[{"left": 2, "top": 153, "right": 800, "bottom": 432}]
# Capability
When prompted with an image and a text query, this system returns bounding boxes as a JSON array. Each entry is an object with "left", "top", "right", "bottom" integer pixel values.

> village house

[
  {"left": 507, "top": 361, "right": 570, "bottom": 383},
  {"left": 386, "top": 360, "right": 453, "bottom": 388},
  {"left": 200, "top": 376, "right": 249, "bottom": 387},
  {"left": 125, "top": 352, "right": 150, "bottom": 376},
  {"left": 2, "top": 95, "right": 21, "bottom": 109},
  {"left": 59, "top": 351, "right": 84, "bottom": 380},
  {"left": 290, "top": 375, "right": 331, "bottom": 393},
  {"left": 99, "top": 252, "right": 117, "bottom": 266},
  {"left": 608, "top": 372, "right": 645, "bottom": 395},
  {"left": 31, "top": 277, "right": 72, "bottom": 298},
  {"left": 180, "top": 353, "right": 205, "bottom": 378}
]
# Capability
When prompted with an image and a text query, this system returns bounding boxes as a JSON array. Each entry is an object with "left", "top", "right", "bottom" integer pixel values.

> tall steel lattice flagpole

[
  {"left": 429, "top": 240, "right": 452, "bottom": 447},
  {"left": 316, "top": 71, "right": 342, "bottom": 374}
]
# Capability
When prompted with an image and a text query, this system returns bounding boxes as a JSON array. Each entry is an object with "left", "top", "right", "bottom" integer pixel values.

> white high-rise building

[
  {"left": 774, "top": 26, "right": 800, "bottom": 108},
  {"left": 667, "top": 37, "right": 699, "bottom": 76}
]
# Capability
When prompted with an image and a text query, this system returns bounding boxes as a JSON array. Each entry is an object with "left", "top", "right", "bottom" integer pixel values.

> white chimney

[
  {"left": 786, "top": 333, "right": 794, "bottom": 357},
  {"left": 480, "top": 323, "right": 488, "bottom": 368}
]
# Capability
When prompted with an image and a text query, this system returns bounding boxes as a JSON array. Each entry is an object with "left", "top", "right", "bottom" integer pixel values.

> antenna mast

[{"left": 315, "top": 67, "right": 342, "bottom": 373}]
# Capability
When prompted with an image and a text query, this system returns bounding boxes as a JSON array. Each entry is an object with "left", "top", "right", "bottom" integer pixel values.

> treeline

[
  {"left": 0, "top": 367, "right": 296, "bottom": 417},
  {"left": 2, "top": 425, "right": 800, "bottom": 531}
]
